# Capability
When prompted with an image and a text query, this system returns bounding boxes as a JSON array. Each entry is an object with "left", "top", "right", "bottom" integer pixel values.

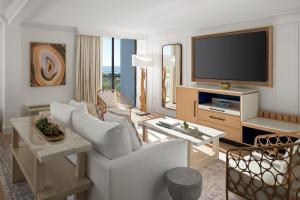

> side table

[
  {"left": 166, "top": 167, "right": 202, "bottom": 200},
  {"left": 11, "top": 116, "right": 92, "bottom": 200}
]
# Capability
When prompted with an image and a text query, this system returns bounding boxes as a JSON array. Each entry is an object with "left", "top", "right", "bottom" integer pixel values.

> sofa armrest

[{"left": 110, "top": 139, "right": 187, "bottom": 200}]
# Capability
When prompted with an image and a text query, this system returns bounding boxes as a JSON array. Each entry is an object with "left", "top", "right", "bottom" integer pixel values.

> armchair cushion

[
  {"left": 104, "top": 112, "right": 142, "bottom": 151},
  {"left": 108, "top": 107, "right": 131, "bottom": 117},
  {"left": 72, "top": 111, "right": 132, "bottom": 159},
  {"left": 229, "top": 155, "right": 284, "bottom": 186},
  {"left": 99, "top": 91, "right": 118, "bottom": 108}
]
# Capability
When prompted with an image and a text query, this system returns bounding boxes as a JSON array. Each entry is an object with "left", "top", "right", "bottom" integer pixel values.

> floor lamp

[{"left": 132, "top": 54, "right": 156, "bottom": 116}]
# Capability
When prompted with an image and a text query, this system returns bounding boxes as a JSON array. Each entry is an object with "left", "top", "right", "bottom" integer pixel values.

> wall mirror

[{"left": 162, "top": 44, "right": 182, "bottom": 110}]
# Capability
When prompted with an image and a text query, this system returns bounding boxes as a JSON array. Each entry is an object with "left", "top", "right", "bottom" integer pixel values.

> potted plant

[{"left": 35, "top": 117, "right": 64, "bottom": 142}]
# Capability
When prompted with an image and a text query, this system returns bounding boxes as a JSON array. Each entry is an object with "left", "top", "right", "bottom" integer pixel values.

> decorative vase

[{"left": 219, "top": 81, "right": 231, "bottom": 89}]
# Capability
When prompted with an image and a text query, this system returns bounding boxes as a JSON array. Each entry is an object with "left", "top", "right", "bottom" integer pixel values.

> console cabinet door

[{"left": 176, "top": 87, "right": 198, "bottom": 123}]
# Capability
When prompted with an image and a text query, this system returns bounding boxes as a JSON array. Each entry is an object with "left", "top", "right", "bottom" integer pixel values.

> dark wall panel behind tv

[{"left": 194, "top": 31, "right": 267, "bottom": 82}]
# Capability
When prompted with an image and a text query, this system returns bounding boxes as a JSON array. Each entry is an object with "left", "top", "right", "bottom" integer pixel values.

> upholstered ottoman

[{"left": 166, "top": 167, "right": 202, "bottom": 200}]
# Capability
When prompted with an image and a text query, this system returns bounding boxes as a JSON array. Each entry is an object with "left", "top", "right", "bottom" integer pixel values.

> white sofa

[{"left": 50, "top": 101, "right": 188, "bottom": 200}]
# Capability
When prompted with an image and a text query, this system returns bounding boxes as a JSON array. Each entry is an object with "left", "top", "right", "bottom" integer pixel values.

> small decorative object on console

[
  {"left": 35, "top": 117, "right": 64, "bottom": 142},
  {"left": 219, "top": 81, "right": 231, "bottom": 89},
  {"left": 182, "top": 121, "right": 189, "bottom": 130}
]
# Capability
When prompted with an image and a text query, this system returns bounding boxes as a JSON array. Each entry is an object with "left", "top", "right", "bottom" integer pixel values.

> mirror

[{"left": 162, "top": 44, "right": 182, "bottom": 110}]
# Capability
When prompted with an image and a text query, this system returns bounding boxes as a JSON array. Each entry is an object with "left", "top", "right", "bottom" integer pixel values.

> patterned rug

[
  {"left": 0, "top": 136, "right": 242, "bottom": 200},
  {"left": 0, "top": 139, "right": 33, "bottom": 200}
]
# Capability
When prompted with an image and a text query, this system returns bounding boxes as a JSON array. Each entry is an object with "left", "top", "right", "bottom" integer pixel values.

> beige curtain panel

[{"left": 75, "top": 35, "right": 101, "bottom": 103}]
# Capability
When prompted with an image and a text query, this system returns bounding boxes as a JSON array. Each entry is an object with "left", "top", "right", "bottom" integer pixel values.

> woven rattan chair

[
  {"left": 226, "top": 133, "right": 300, "bottom": 200},
  {"left": 97, "top": 89, "right": 133, "bottom": 119}
]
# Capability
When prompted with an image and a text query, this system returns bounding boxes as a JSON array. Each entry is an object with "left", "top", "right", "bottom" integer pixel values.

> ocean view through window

[
  {"left": 101, "top": 37, "right": 137, "bottom": 106},
  {"left": 102, "top": 37, "right": 120, "bottom": 90}
]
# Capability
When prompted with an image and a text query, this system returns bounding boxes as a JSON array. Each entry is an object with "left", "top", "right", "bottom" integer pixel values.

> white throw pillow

[
  {"left": 69, "top": 100, "right": 89, "bottom": 114},
  {"left": 72, "top": 111, "right": 132, "bottom": 159},
  {"left": 104, "top": 112, "right": 142, "bottom": 151},
  {"left": 99, "top": 91, "right": 118, "bottom": 108},
  {"left": 50, "top": 101, "right": 76, "bottom": 129}
]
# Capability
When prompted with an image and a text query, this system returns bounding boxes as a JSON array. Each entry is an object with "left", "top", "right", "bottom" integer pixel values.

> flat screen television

[{"left": 192, "top": 27, "right": 273, "bottom": 86}]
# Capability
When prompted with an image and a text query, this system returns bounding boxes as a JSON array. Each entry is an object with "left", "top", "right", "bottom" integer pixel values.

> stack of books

[{"left": 156, "top": 118, "right": 180, "bottom": 129}]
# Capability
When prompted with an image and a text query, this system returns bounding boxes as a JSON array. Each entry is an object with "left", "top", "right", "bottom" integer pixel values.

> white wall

[
  {"left": 3, "top": 25, "right": 75, "bottom": 129},
  {"left": 20, "top": 27, "right": 75, "bottom": 109},
  {"left": 140, "top": 12, "right": 300, "bottom": 116}
]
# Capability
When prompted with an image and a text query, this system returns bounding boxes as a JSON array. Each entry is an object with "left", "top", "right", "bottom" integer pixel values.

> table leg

[
  {"left": 75, "top": 152, "right": 87, "bottom": 200},
  {"left": 142, "top": 126, "right": 149, "bottom": 143},
  {"left": 34, "top": 158, "right": 45, "bottom": 200},
  {"left": 212, "top": 139, "right": 220, "bottom": 160},
  {"left": 187, "top": 141, "right": 193, "bottom": 167},
  {"left": 11, "top": 128, "right": 25, "bottom": 183}
]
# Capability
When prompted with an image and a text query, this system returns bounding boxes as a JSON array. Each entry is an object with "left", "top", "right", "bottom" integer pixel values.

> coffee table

[
  {"left": 138, "top": 117, "right": 225, "bottom": 168},
  {"left": 11, "top": 116, "right": 92, "bottom": 200}
]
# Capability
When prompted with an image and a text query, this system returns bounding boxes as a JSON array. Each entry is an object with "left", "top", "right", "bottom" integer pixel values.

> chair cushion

[
  {"left": 50, "top": 101, "right": 76, "bottom": 129},
  {"left": 99, "top": 91, "right": 118, "bottom": 108},
  {"left": 72, "top": 111, "right": 132, "bottom": 159},
  {"left": 104, "top": 112, "right": 142, "bottom": 151},
  {"left": 229, "top": 155, "right": 284, "bottom": 186},
  {"left": 108, "top": 107, "right": 130, "bottom": 117},
  {"left": 69, "top": 100, "right": 89, "bottom": 114}
]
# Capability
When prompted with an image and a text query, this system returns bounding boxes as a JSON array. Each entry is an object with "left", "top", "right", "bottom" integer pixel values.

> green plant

[
  {"left": 36, "top": 117, "right": 61, "bottom": 136},
  {"left": 182, "top": 121, "right": 189, "bottom": 130}
]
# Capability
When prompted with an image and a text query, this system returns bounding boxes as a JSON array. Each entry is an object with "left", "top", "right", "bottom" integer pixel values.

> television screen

[{"left": 193, "top": 30, "right": 268, "bottom": 82}]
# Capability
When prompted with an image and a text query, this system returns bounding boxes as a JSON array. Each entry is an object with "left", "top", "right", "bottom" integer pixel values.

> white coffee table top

[
  {"left": 138, "top": 117, "right": 225, "bottom": 146},
  {"left": 11, "top": 116, "right": 92, "bottom": 163}
]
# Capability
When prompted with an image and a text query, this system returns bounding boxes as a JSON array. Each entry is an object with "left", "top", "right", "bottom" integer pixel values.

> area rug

[
  {"left": 0, "top": 138, "right": 33, "bottom": 200},
  {"left": 0, "top": 136, "right": 242, "bottom": 200}
]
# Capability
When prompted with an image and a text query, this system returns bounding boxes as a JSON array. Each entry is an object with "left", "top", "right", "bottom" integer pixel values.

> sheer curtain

[{"left": 75, "top": 35, "right": 101, "bottom": 103}]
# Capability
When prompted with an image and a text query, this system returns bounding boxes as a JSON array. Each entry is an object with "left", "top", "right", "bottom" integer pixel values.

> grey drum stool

[{"left": 166, "top": 167, "right": 202, "bottom": 200}]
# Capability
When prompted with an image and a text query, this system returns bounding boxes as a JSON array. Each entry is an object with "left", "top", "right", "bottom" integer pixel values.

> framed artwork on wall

[{"left": 30, "top": 42, "right": 66, "bottom": 87}]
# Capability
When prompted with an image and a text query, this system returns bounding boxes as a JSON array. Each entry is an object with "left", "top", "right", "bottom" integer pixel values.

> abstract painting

[{"left": 30, "top": 42, "right": 66, "bottom": 87}]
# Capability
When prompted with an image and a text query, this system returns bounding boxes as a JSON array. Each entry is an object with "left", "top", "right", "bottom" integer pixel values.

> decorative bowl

[
  {"left": 33, "top": 116, "right": 65, "bottom": 142},
  {"left": 219, "top": 81, "right": 231, "bottom": 89}
]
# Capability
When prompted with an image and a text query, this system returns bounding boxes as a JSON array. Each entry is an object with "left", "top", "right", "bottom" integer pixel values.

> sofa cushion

[
  {"left": 72, "top": 111, "right": 132, "bottom": 159},
  {"left": 69, "top": 100, "right": 89, "bottom": 114},
  {"left": 86, "top": 102, "right": 100, "bottom": 118},
  {"left": 104, "top": 112, "right": 142, "bottom": 151},
  {"left": 50, "top": 101, "right": 76, "bottom": 129}
]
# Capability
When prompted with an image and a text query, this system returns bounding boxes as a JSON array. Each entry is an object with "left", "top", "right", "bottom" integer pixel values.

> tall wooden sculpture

[{"left": 140, "top": 68, "right": 147, "bottom": 112}]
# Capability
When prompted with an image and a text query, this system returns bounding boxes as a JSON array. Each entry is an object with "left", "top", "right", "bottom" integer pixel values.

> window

[
  {"left": 101, "top": 37, "right": 137, "bottom": 106},
  {"left": 102, "top": 37, "right": 120, "bottom": 91}
]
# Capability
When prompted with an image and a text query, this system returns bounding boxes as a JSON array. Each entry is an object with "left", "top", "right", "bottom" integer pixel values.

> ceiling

[
  {"left": 17, "top": 0, "right": 300, "bottom": 34},
  {"left": 0, "top": 0, "right": 12, "bottom": 16}
]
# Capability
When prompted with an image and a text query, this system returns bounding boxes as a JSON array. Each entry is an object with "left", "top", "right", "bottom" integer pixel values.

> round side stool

[{"left": 166, "top": 167, "right": 202, "bottom": 200}]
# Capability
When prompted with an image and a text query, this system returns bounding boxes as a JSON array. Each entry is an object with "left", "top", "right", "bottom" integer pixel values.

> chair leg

[{"left": 226, "top": 189, "right": 229, "bottom": 200}]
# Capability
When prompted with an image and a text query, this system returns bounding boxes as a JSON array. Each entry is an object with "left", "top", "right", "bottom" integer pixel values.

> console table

[
  {"left": 11, "top": 116, "right": 92, "bottom": 200},
  {"left": 242, "top": 117, "right": 300, "bottom": 145},
  {"left": 176, "top": 85, "right": 259, "bottom": 143}
]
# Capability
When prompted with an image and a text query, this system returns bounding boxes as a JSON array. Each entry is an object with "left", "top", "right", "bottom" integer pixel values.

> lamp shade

[{"left": 132, "top": 54, "right": 161, "bottom": 67}]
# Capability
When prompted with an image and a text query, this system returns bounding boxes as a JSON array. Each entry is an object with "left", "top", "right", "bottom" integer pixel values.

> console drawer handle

[{"left": 209, "top": 115, "right": 225, "bottom": 121}]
